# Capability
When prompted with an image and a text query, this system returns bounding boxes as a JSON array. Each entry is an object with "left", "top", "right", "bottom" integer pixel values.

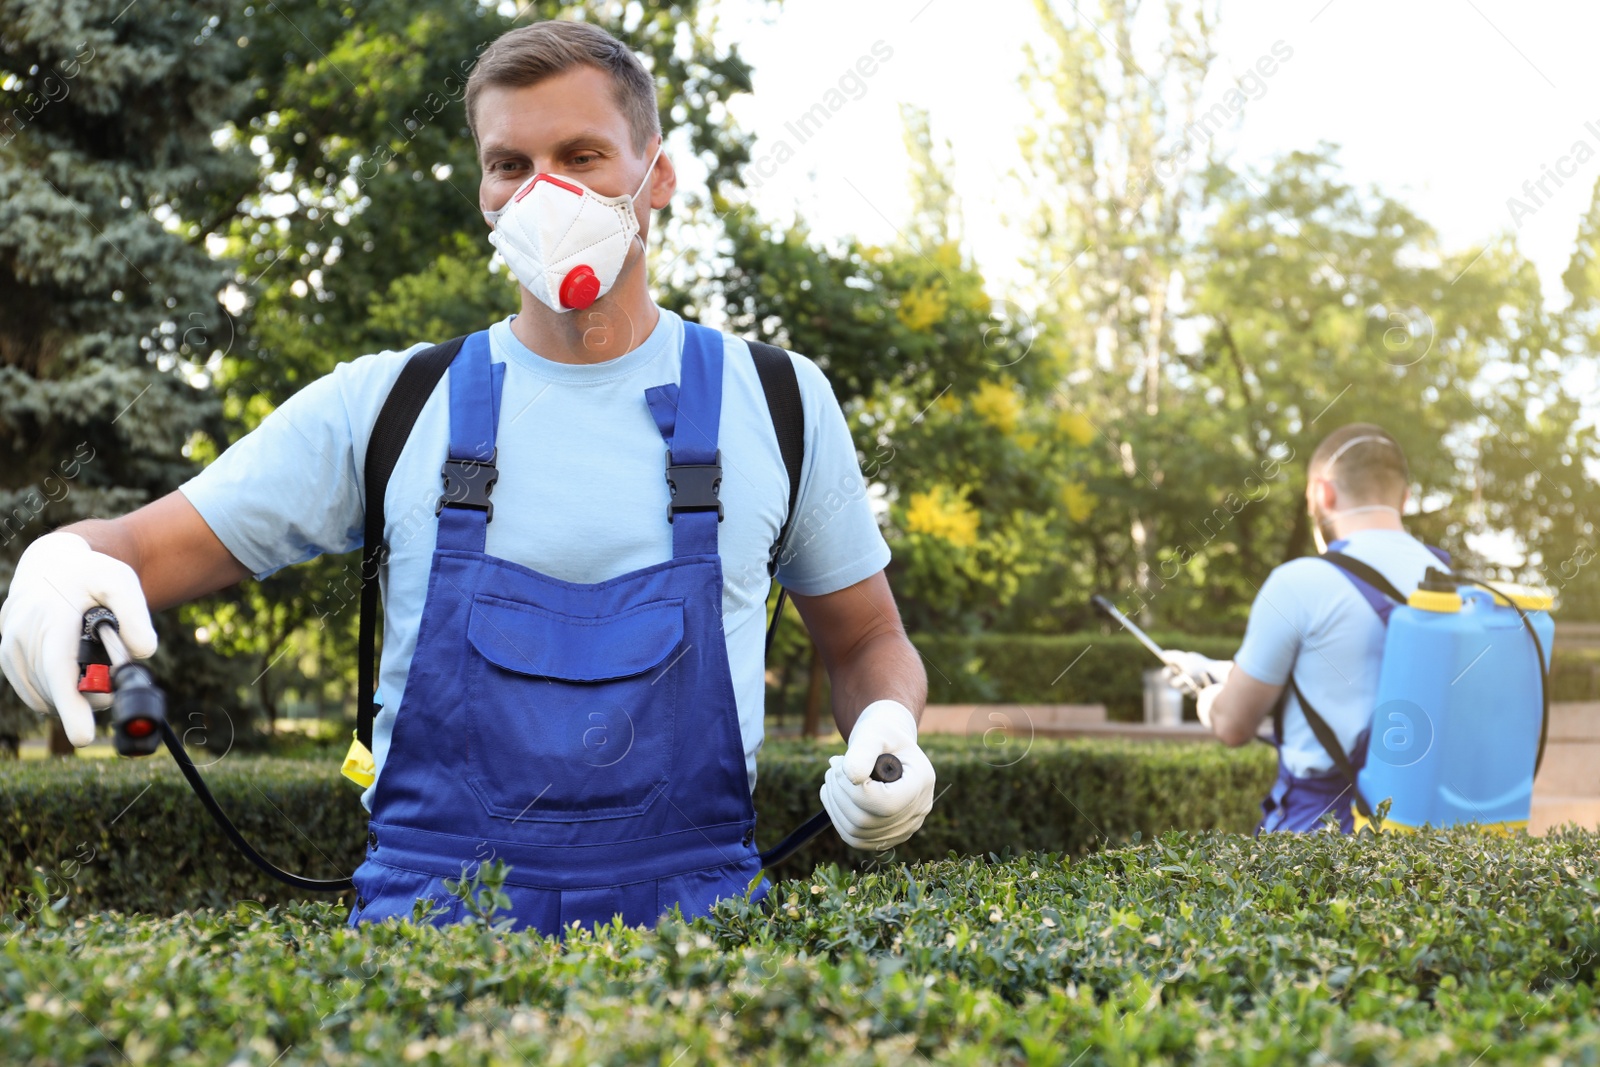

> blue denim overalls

[
  {"left": 1256, "top": 538, "right": 1450, "bottom": 834},
  {"left": 347, "top": 322, "right": 765, "bottom": 933}
]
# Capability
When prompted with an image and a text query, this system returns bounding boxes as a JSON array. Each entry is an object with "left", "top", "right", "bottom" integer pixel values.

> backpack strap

[
  {"left": 357, "top": 337, "right": 466, "bottom": 751},
  {"left": 1285, "top": 676, "right": 1374, "bottom": 821},
  {"left": 746, "top": 340, "right": 805, "bottom": 577},
  {"left": 1320, "top": 550, "right": 1408, "bottom": 609},
  {"left": 1270, "top": 548, "right": 1416, "bottom": 810}
]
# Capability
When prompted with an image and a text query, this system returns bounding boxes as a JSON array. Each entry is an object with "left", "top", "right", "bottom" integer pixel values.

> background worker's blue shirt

[
  {"left": 1233, "top": 528, "right": 1446, "bottom": 778},
  {"left": 178, "top": 308, "right": 890, "bottom": 808}
]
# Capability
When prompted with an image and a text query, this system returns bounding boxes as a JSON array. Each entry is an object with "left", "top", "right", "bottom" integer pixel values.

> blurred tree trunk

[
  {"left": 48, "top": 718, "right": 73, "bottom": 757},
  {"left": 802, "top": 646, "right": 827, "bottom": 739}
]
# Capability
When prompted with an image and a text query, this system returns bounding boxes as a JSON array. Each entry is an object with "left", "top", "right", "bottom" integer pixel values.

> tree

[
  {"left": 0, "top": 0, "right": 259, "bottom": 754},
  {"left": 1101, "top": 148, "right": 1599, "bottom": 625},
  {"left": 685, "top": 105, "right": 1087, "bottom": 641},
  {"left": 1018, "top": 0, "right": 1223, "bottom": 623}
]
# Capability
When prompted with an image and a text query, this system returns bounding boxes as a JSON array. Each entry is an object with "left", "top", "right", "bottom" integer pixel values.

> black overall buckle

[
  {"left": 666, "top": 450, "right": 723, "bottom": 522},
  {"left": 436, "top": 453, "right": 498, "bottom": 522}
]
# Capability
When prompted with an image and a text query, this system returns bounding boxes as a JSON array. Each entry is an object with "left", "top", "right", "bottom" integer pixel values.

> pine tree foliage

[{"left": 0, "top": 0, "right": 257, "bottom": 748}]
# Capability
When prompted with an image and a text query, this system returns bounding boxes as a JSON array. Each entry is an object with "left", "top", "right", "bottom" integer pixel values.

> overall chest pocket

[{"left": 464, "top": 592, "right": 684, "bottom": 822}]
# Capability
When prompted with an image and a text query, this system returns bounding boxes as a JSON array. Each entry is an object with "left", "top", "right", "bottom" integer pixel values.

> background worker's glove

[
  {"left": 0, "top": 532, "right": 158, "bottom": 747},
  {"left": 820, "top": 699, "right": 936, "bottom": 851},
  {"left": 1163, "top": 650, "right": 1233, "bottom": 693}
]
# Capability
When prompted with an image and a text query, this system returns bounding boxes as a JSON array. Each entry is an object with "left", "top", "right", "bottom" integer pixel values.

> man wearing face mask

[
  {"left": 1163, "top": 424, "right": 1450, "bottom": 833},
  {"left": 0, "top": 20, "right": 935, "bottom": 932}
]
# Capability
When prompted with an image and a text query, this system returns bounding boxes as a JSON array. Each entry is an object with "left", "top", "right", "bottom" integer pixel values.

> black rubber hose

[
  {"left": 158, "top": 719, "right": 354, "bottom": 893},
  {"left": 765, "top": 586, "right": 789, "bottom": 659},
  {"left": 1452, "top": 574, "right": 1551, "bottom": 779}
]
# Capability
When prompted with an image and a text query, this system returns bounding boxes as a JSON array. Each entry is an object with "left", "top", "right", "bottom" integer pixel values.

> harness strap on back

[
  {"left": 1287, "top": 676, "right": 1374, "bottom": 820},
  {"left": 1271, "top": 543, "right": 1450, "bottom": 820},
  {"left": 747, "top": 341, "right": 805, "bottom": 576},
  {"left": 357, "top": 336, "right": 467, "bottom": 751}
]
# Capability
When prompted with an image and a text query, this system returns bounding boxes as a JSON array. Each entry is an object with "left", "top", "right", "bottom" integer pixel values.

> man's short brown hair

[
  {"left": 1309, "top": 423, "right": 1410, "bottom": 506},
  {"left": 465, "top": 20, "right": 661, "bottom": 154}
]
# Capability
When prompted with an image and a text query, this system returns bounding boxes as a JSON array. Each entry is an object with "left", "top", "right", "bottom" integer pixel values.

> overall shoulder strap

[
  {"left": 1319, "top": 550, "right": 1408, "bottom": 604},
  {"left": 746, "top": 339, "right": 805, "bottom": 577},
  {"left": 1320, "top": 550, "right": 1413, "bottom": 626},
  {"left": 1287, "top": 675, "right": 1374, "bottom": 820},
  {"left": 357, "top": 336, "right": 467, "bottom": 750}
]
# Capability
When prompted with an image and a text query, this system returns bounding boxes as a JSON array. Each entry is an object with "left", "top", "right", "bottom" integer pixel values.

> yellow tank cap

[
  {"left": 1482, "top": 583, "right": 1554, "bottom": 612},
  {"left": 1408, "top": 588, "right": 1462, "bottom": 613}
]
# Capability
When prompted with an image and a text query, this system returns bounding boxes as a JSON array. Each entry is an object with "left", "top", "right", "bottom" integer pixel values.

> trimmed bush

[
  {"left": 1, "top": 739, "right": 1276, "bottom": 916},
  {"left": 757, "top": 736, "right": 1274, "bottom": 874},
  {"left": 3, "top": 827, "right": 1598, "bottom": 1064},
  {"left": 1551, "top": 646, "right": 1600, "bottom": 702},
  {"left": 914, "top": 632, "right": 1600, "bottom": 716}
]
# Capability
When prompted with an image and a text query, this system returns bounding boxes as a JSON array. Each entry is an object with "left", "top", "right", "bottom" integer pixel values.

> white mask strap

[
  {"left": 632, "top": 139, "right": 665, "bottom": 202},
  {"left": 1328, "top": 504, "right": 1401, "bottom": 519},
  {"left": 1316, "top": 434, "right": 1404, "bottom": 518},
  {"left": 1324, "top": 433, "right": 1393, "bottom": 469}
]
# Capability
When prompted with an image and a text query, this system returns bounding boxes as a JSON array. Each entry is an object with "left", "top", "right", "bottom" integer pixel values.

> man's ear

[
  {"left": 1310, "top": 475, "right": 1337, "bottom": 513},
  {"left": 647, "top": 141, "right": 676, "bottom": 211}
]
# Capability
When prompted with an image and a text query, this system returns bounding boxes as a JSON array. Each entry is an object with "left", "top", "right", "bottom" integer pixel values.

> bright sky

[{"left": 712, "top": 0, "right": 1600, "bottom": 310}]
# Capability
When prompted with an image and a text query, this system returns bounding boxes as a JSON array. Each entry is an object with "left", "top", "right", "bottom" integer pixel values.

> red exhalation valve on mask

[{"left": 559, "top": 265, "right": 601, "bottom": 309}]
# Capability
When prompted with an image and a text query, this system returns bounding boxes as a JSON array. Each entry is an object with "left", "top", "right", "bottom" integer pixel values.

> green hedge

[
  {"left": 1553, "top": 646, "right": 1600, "bottom": 701},
  {"left": 2, "top": 738, "right": 1275, "bottom": 916},
  {"left": 913, "top": 633, "right": 1600, "bottom": 717},
  {"left": 4, "top": 827, "right": 1599, "bottom": 1064}
]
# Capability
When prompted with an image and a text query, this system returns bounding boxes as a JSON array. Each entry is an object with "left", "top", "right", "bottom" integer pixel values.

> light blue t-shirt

[
  {"left": 1233, "top": 528, "right": 1445, "bottom": 777},
  {"left": 178, "top": 308, "right": 890, "bottom": 807}
]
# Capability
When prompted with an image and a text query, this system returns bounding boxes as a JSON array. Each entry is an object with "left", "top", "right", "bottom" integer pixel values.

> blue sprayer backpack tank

[{"left": 1358, "top": 584, "right": 1553, "bottom": 830}]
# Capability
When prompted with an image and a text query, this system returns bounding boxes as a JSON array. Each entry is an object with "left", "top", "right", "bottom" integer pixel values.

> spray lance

[
  {"left": 1089, "top": 593, "right": 1279, "bottom": 745},
  {"left": 1088, "top": 594, "right": 1202, "bottom": 696},
  {"left": 78, "top": 603, "right": 896, "bottom": 890}
]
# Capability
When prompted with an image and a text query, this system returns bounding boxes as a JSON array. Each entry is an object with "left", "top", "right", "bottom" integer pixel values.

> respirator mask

[{"left": 483, "top": 140, "right": 663, "bottom": 313}]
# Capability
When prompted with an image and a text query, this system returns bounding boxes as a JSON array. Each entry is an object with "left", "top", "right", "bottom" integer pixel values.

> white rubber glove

[
  {"left": 1196, "top": 683, "right": 1224, "bottom": 729},
  {"left": 1163, "top": 650, "right": 1232, "bottom": 694},
  {"left": 820, "top": 699, "right": 935, "bottom": 851},
  {"left": 0, "top": 532, "right": 158, "bottom": 746}
]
